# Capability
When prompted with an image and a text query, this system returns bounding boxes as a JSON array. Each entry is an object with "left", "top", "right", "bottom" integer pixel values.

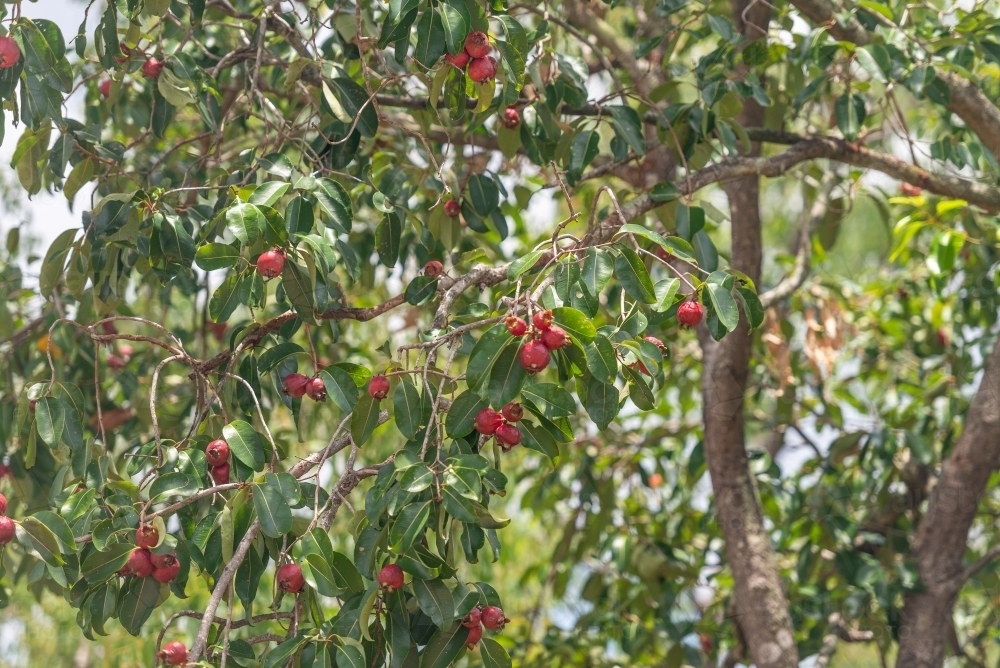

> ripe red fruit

[
  {"left": 468, "top": 56, "right": 497, "bottom": 83},
  {"left": 541, "top": 326, "right": 570, "bottom": 350},
  {"left": 142, "top": 58, "right": 164, "bottom": 78},
  {"left": 0, "top": 36, "right": 21, "bottom": 69},
  {"left": 0, "top": 516, "right": 14, "bottom": 545},
  {"left": 136, "top": 524, "right": 159, "bottom": 549},
  {"left": 481, "top": 605, "right": 509, "bottom": 630},
  {"left": 0, "top": 465, "right": 10, "bottom": 480},
  {"left": 424, "top": 260, "right": 444, "bottom": 278},
  {"left": 151, "top": 552, "right": 177, "bottom": 570},
  {"left": 127, "top": 548, "right": 155, "bottom": 577},
  {"left": 158, "top": 641, "right": 187, "bottom": 666},
  {"left": 900, "top": 182, "right": 922, "bottom": 196},
  {"left": 99, "top": 79, "right": 112, "bottom": 99},
  {"left": 501, "top": 402, "right": 523, "bottom": 422},
  {"left": 119, "top": 344, "right": 134, "bottom": 359},
  {"left": 107, "top": 354, "right": 126, "bottom": 370},
  {"left": 462, "top": 606, "right": 482, "bottom": 628},
  {"left": 474, "top": 408, "right": 504, "bottom": 436},
  {"left": 369, "top": 375, "right": 390, "bottom": 400},
  {"left": 206, "top": 439, "right": 230, "bottom": 467},
  {"left": 210, "top": 462, "right": 231, "bottom": 485},
  {"left": 643, "top": 335, "right": 666, "bottom": 352},
  {"left": 677, "top": 300, "right": 704, "bottom": 327},
  {"left": 505, "top": 316, "right": 527, "bottom": 337},
  {"left": 256, "top": 248, "right": 286, "bottom": 279},
  {"left": 0, "top": 492, "right": 7, "bottom": 515},
  {"left": 649, "top": 473, "right": 664, "bottom": 488},
  {"left": 465, "top": 623, "right": 483, "bottom": 649},
  {"left": 495, "top": 423, "right": 521, "bottom": 450},
  {"left": 464, "top": 31, "right": 490, "bottom": 58},
  {"left": 500, "top": 106, "right": 520, "bottom": 129},
  {"left": 444, "top": 199, "right": 462, "bottom": 217},
  {"left": 700, "top": 634, "right": 713, "bottom": 654},
  {"left": 519, "top": 340, "right": 551, "bottom": 374},
  {"left": 444, "top": 51, "right": 470, "bottom": 69},
  {"left": 283, "top": 372, "right": 310, "bottom": 398},
  {"left": 152, "top": 553, "right": 180, "bottom": 583},
  {"left": 532, "top": 310, "right": 554, "bottom": 331},
  {"left": 378, "top": 563, "right": 405, "bottom": 591},
  {"left": 277, "top": 563, "right": 305, "bottom": 593},
  {"left": 306, "top": 377, "right": 327, "bottom": 402}
]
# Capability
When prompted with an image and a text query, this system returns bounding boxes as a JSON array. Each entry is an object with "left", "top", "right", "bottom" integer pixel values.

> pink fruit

[
  {"left": 99, "top": 80, "right": 112, "bottom": 99},
  {"left": 378, "top": 563, "right": 405, "bottom": 591},
  {"left": 0, "top": 516, "right": 14, "bottom": 545},
  {"left": 127, "top": 549, "right": 154, "bottom": 577},
  {"left": 481, "top": 605, "right": 509, "bottom": 630},
  {"left": 136, "top": 524, "right": 159, "bottom": 549},
  {"left": 368, "top": 375, "right": 390, "bottom": 400},
  {"left": 532, "top": 310, "right": 553, "bottom": 331},
  {"left": 462, "top": 606, "right": 482, "bottom": 628},
  {"left": 643, "top": 335, "right": 666, "bottom": 352},
  {"left": 277, "top": 563, "right": 305, "bottom": 592},
  {"left": 519, "top": 340, "right": 551, "bottom": 374},
  {"left": 464, "top": 31, "right": 490, "bottom": 58},
  {"left": 540, "top": 326, "right": 570, "bottom": 350},
  {"left": 444, "top": 199, "right": 462, "bottom": 217},
  {"left": 210, "top": 462, "right": 231, "bottom": 485},
  {"left": 283, "top": 372, "right": 310, "bottom": 398},
  {"left": 500, "top": 402, "right": 523, "bottom": 422},
  {"left": 505, "top": 316, "right": 527, "bottom": 337},
  {"left": 306, "top": 377, "right": 327, "bottom": 402},
  {"left": 206, "top": 439, "right": 229, "bottom": 467},
  {"left": 142, "top": 58, "right": 163, "bottom": 78},
  {"left": 465, "top": 623, "right": 483, "bottom": 649},
  {"left": 445, "top": 51, "right": 470, "bottom": 69},
  {"left": 256, "top": 249, "right": 286, "bottom": 279},
  {"left": 0, "top": 492, "right": 7, "bottom": 515},
  {"left": 152, "top": 553, "right": 180, "bottom": 583},
  {"left": 158, "top": 641, "right": 187, "bottom": 666},
  {"left": 468, "top": 56, "right": 497, "bottom": 83},
  {"left": 500, "top": 106, "right": 520, "bottom": 129},
  {"left": 677, "top": 300, "right": 704, "bottom": 327},
  {"left": 495, "top": 423, "right": 521, "bottom": 450},
  {"left": 424, "top": 260, "right": 444, "bottom": 278},
  {"left": 474, "top": 408, "right": 504, "bottom": 436},
  {"left": 0, "top": 36, "right": 20, "bottom": 69}
]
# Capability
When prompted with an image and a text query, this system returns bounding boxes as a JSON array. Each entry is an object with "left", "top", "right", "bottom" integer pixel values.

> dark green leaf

[
  {"left": 613, "top": 247, "right": 656, "bottom": 303},
  {"left": 223, "top": 420, "right": 266, "bottom": 471}
]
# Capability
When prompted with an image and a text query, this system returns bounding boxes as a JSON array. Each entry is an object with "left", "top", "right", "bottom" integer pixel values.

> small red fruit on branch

[
  {"left": 283, "top": 372, "right": 310, "bottom": 398},
  {"left": 481, "top": 605, "right": 509, "bottom": 630},
  {"left": 206, "top": 439, "right": 230, "bottom": 467},
  {"left": 152, "top": 552, "right": 181, "bottom": 583},
  {"left": 0, "top": 36, "right": 21, "bottom": 69},
  {"left": 462, "top": 606, "right": 482, "bottom": 628},
  {"left": 0, "top": 492, "right": 7, "bottom": 515},
  {"left": 445, "top": 51, "right": 470, "bottom": 69},
  {"left": 677, "top": 300, "right": 704, "bottom": 327},
  {"left": 378, "top": 563, "right": 405, "bottom": 591},
  {"left": 500, "top": 402, "right": 523, "bottom": 422},
  {"left": 464, "top": 31, "right": 490, "bottom": 58},
  {"left": 541, "top": 326, "right": 570, "bottom": 350},
  {"left": 368, "top": 374, "right": 390, "bottom": 400},
  {"left": 277, "top": 563, "right": 305, "bottom": 593},
  {"left": 468, "top": 56, "right": 497, "bottom": 83},
  {"left": 0, "top": 516, "right": 15, "bottom": 545},
  {"left": 99, "top": 79, "right": 112, "bottom": 99},
  {"left": 210, "top": 462, "right": 231, "bottom": 485},
  {"left": 900, "top": 182, "right": 922, "bottom": 196},
  {"left": 643, "top": 335, "right": 666, "bottom": 352},
  {"left": 495, "top": 423, "right": 521, "bottom": 451},
  {"left": 474, "top": 408, "right": 504, "bottom": 435},
  {"left": 424, "top": 260, "right": 444, "bottom": 278},
  {"left": 532, "top": 310, "right": 553, "bottom": 331},
  {"left": 256, "top": 248, "right": 286, "bottom": 279},
  {"left": 465, "top": 623, "right": 483, "bottom": 649},
  {"left": 500, "top": 106, "right": 520, "bottom": 129},
  {"left": 444, "top": 199, "right": 462, "bottom": 217},
  {"left": 306, "top": 377, "right": 327, "bottom": 402},
  {"left": 158, "top": 641, "right": 187, "bottom": 666},
  {"left": 505, "top": 316, "right": 527, "bottom": 337},
  {"left": 142, "top": 57, "right": 164, "bottom": 78},
  {"left": 127, "top": 548, "right": 155, "bottom": 577},
  {"left": 519, "top": 340, "right": 551, "bottom": 374},
  {"left": 136, "top": 524, "right": 159, "bottom": 549}
]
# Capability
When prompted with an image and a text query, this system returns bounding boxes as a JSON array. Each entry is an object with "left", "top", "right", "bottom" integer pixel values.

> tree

[{"left": 0, "top": 0, "right": 999, "bottom": 666}]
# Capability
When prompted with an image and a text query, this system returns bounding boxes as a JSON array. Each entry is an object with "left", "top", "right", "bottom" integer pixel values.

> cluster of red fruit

[
  {"left": 282, "top": 372, "right": 328, "bottom": 403},
  {"left": 445, "top": 31, "right": 497, "bottom": 83},
  {"left": 474, "top": 402, "right": 523, "bottom": 451},
  {"left": 99, "top": 45, "right": 164, "bottom": 98},
  {"left": 0, "top": 494, "right": 15, "bottom": 546},
  {"left": 504, "top": 310, "right": 570, "bottom": 375},
  {"left": 121, "top": 525, "right": 180, "bottom": 583},
  {"left": 205, "top": 438, "right": 232, "bottom": 485},
  {"left": 0, "top": 36, "right": 20, "bottom": 69}
]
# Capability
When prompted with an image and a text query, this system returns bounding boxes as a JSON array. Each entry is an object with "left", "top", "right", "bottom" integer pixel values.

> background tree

[{"left": 0, "top": 0, "right": 999, "bottom": 667}]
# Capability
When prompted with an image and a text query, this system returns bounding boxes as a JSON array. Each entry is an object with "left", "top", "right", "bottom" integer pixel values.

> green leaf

[
  {"left": 400, "top": 464, "right": 435, "bottom": 493},
  {"left": 418, "top": 622, "right": 469, "bottom": 668},
  {"left": 227, "top": 202, "right": 263, "bottom": 245},
  {"left": 584, "top": 376, "right": 619, "bottom": 430},
  {"left": 148, "top": 472, "right": 199, "bottom": 501},
  {"left": 614, "top": 246, "right": 656, "bottom": 303},
  {"left": 568, "top": 130, "right": 600, "bottom": 181},
  {"left": 653, "top": 278, "right": 680, "bottom": 312},
  {"left": 468, "top": 174, "right": 500, "bottom": 217},
  {"left": 336, "top": 640, "right": 366, "bottom": 668},
  {"left": 83, "top": 542, "right": 133, "bottom": 584},
  {"left": 439, "top": 1, "right": 469, "bottom": 55},
  {"left": 328, "top": 77, "right": 379, "bottom": 138},
  {"left": 249, "top": 181, "right": 290, "bottom": 208},
  {"left": 258, "top": 342, "right": 305, "bottom": 374},
  {"left": 350, "top": 393, "right": 382, "bottom": 446},
  {"left": 488, "top": 343, "right": 528, "bottom": 408},
  {"left": 691, "top": 230, "right": 718, "bottom": 272},
  {"left": 393, "top": 377, "right": 422, "bottom": 439},
  {"left": 584, "top": 335, "right": 618, "bottom": 383},
  {"left": 521, "top": 383, "right": 576, "bottom": 417},
  {"left": 281, "top": 260, "right": 317, "bottom": 323},
  {"left": 17, "top": 517, "right": 64, "bottom": 565},
  {"left": 331, "top": 551, "right": 365, "bottom": 594},
  {"left": 118, "top": 576, "right": 162, "bottom": 636},
  {"left": 413, "top": 579, "right": 455, "bottom": 628},
  {"left": 606, "top": 105, "right": 645, "bottom": 155},
  {"left": 405, "top": 276, "right": 439, "bottom": 305},
  {"left": 414, "top": 9, "right": 446, "bottom": 67},
  {"left": 622, "top": 365, "right": 656, "bottom": 410},
  {"left": 551, "top": 306, "right": 596, "bottom": 343},
  {"left": 254, "top": 476, "right": 293, "bottom": 538},
  {"left": 39, "top": 228, "right": 77, "bottom": 297},
  {"left": 736, "top": 286, "right": 764, "bottom": 329},
  {"left": 442, "top": 485, "right": 478, "bottom": 523},
  {"left": 31, "top": 510, "right": 76, "bottom": 553},
  {"left": 446, "top": 391, "right": 489, "bottom": 438},
  {"left": 507, "top": 248, "right": 545, "bottom": 280},
  {"left": 321, "top": 366, "right": 361, "bottom": 414},
  {"left": 390, "top": 501, "right": 431, "bottom": 553},
  {"left": 581, "top": 247, "right": 613, "bottom": 295},
  {"left": 34, "top": 396, "right": 65, "bottom": 446},
  {"left": 650, "top": 181, "right": 680, "bottom": 202},
  {"left": 223, "top": 420, "right": 266, "bottom": 471},
  {"left": 834, "top": 93, "right": 866, "bottom": 140},
  {"left": 376, "top": 212, "right": 403, "bottom": 267},
  {"left": 195, "top": 243, "right": 241, "bottom": 271},
  {"left": 704, "top": 282, "right": 739, "bottom": 332},
  {"left": 264, "top": 635, "right": 307, "bottom": 668},
  {"left": 520, "top": 421, "right": 559, "bottom": 463},
  {"left": 209, "top": 272, "right": 249, "bottom": 323},
  {"left": 480, "top": 638, "right": 513, "bottom": 668},
  {"left": 313, "top": 177, "right": 354, "bottom": 233}
]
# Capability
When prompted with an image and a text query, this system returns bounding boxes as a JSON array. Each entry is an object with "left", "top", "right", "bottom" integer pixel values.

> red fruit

[
  {"left": 532, "top": 310, "right": 554, "bottom": 331},
  {"left": 501, "top": 402, "right": 523, "bottom": 422},
  {"left": 505, "top": 316, "right": 527, "bottom": 337},
  {"left": 677, "top": 300, "right": 704, "bottom": 327},
  {"left": 152, "top": 554, "right": 180, "bottom": 583},
  {"left": 700, "top": 634, "right": 713, "bottom": 654},
  {"left": 107, "top": 354, "right": 126, "bottom": 370},
  {"left": 210, "top": 462, "right": 231, "bottom": 485},
  {"left": 119, "top": 344, "right": 134, "bottom": 359},
  {"left": 630, "top": 360, "right": 651, "bottom": 376},
  {"left": 0, "top": 36, "right": 21, "bottom": 69},
  {"left": 277, "top": 563, "right": 305, "bottom": 593},
  {"left": 495, "top": 423, "right": 521, "bottom": 450},
  {"left": 158, "top": 641, "right": 187, "bottom": 666},
  {"left": 500, "top": 106, "right": 520, "bottom": 129},
  {"left": 445, "top": 51, "right": 470, "bottom": 69},
  {"left": 468, "top": 56, "right": 497, "bottom": 83},
  {"left": 444, "top": 199, "right": 462, "bottom": 217},
  {"left": 424, "top": 260, "right": 444, "bottom": 278},
  {"left": 283, "top": 372, "right": 310, "bottom": 398},
  {"left": 256, "top": 248, "right": 286, "bottom": 280},
  {"left": 206, "top": 439, "right": 230, "bottom": 467},
  {"left": 369, "top": 375, "right": 390, "bottom": 400},
  {"left": 649, "top": 473, "right": 664, "bottom": 488},
  {"left": 0, "top": 492, "right": 7, "bottom": 515},
  {"left": 0, "top": 465, "right": 10, "bottom": 480},
  {"left": 101, "top": 321, "right": 117, "bottom": 335},
  {"left": 540, "top": 326, "right": 570, "bottom": 350},
  {"left": 211, "top": 321, "right": 228, "bottom": 341},
  {"left": 465, "top": 623, "right": 483, "bottom": 649},
  {"left": 474, "top": 408, "right": 504, "bottom": 436},
  {"left": 378, "top": 563, "right": 405, "bottom": 591},
  {"left": 142, "top": 57, "right": 163, "bottom": 78},
  {"left": 306, "top": 377, "right": 327, "bottom": 402},
  {"left": 99, "top": 79, "right": 112, "bottom": 99},
  {"left": 936, "top": 328, "right": 950, "bottom": 347},
  {"left": 462, "top": 606, "right": 482, "bottom": 628},
  {"left": 643, "top": 336, "right": 666, "bottom": 352},
  {"left": 151, "top": 552, "right": 177, "bottom": 570},
  {"left": 481, "top": 605, "right": 509, "bottom": 630},
  {"left": 0, "top": 516, "right": 14, "bottom": 545},
  {"left": 464, "top": 31, "right": 490, "bottom": 58},
  {"left": 519, "top": 340, "right": 551, "bottom": 374},
  {"left": 127, "top": 549, "right": 155, "bottom": 578},
  {"left": 136, "top": 524, "right": 159, "bottom": 550},
  {"left": 900, "top": 182, "right": 922, "bottom": 196}
]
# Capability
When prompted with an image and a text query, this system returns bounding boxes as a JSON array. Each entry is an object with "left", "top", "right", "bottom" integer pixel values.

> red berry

[
  {"left": 630, "top": 360, "right": 651, "bottom": 376},
  {"left": 540, "top": 326, "right": 570, "bottom": 350},
  {"left": 99, "top": 79, "right": 112, "bottom": 99},
  {"left": 378, "top": 563, "right": 405, "bottom": 591},
  {"left": 119, "top": 344, "right": 134, "bottom": 359},
  {"left": 158, "top": 641, "right": 187, "bottom": 666},
  {"left": 500, "top": 106, "right": 520, "bottom": 129},
  {"left": 462, "top": 606, "right": 482, "bottom": 628},
  {"left": 505, "top": 316, "right": 527, "bottom": 337},
  {"left": 142, "top": 57, "right": 164, "bottom": 78},
  {"left": 468, "top": 56, "right": 497, "bottom": 83},
  {"left": 277, "top": 563, "right": 305, "bottom": 593},
  {"left": 369, "top": 375, "right": 390, "bottom": 400},
  {"left": 0, "top": 516, "right": 14, "bottom": 545},
  {"left": 211, "top": 321, "right": 228, "bottom": 341},
  {"left": 0, "top": 36, "right": 21, "bottom": 69},
  {"left": 495, "top": 423, "right": 521, "bottom": 450},
  {"left": 465, "top": 623, "right": 483, "bottom": 649},
  {"left": 700, "top": 634, "right": 713, "bottom": 654},
  {"left": 500, "top": 402, "right": 523, "bottom": 422},
  {"left": 677, "top": 300, "right": 704, "bottom": 327},
  {"left": 0, "top": 492, "right": 7, "bottom": 515},
  {"left": 283, "top": 372, "right": 310, "bottom": 398},
  {"left": 206, "top": 439, "right": 230, "bottom": 467},
  {"left": 444, "top": 199, "right": 462, "bottom": 217},
  {"left": 481, "top": 605, "right": 509, "bottom": 630},
  {"left": 0, "top": 465, "right": 10, "bottom": 480},
  {"left": 900, "top": 182, "right": 922, "bottom": 196},
  {"left": 424, "top": 260, "right": 444, "bottom": 278},
  {"left": 464, "top": 31, "right": 490, "bottom": 58},
  {"left": 306, "top": 377, "right": 327, "bottom": 402},
  {"left": 151, "top": 552, "right": 177, "bottom": 570},
  {"left": 474, "top": 408, "right": 504, "bottom": 436},
  {"left": 256, "top": 248, "right": 286, "bottom": 279},
  {"left": 127, "top": 548, "right": 155, "bottom": 578},
  {"left": 210, "top": 462, "right": 231, "bottom": 485},
  {"left": 519, "top": 340, "right": 551, "bottom": 374},
  {"left": 152, "top": 553, "right": 180, "bottom": 583},
  {"left": 107, "top": 353, "right": 126, "bottom": 370},
  {"left": 532, "top": 310, "right": 554, "bottom": 331},
  {"left": 136, "top": 524, "right": 159, "bottom": 550},
  {"left": 643, "top": 335, "right": 666, "bottom": 352},
  {"left": 445, "top": 51, "right": 470, "bottom": 69}
]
